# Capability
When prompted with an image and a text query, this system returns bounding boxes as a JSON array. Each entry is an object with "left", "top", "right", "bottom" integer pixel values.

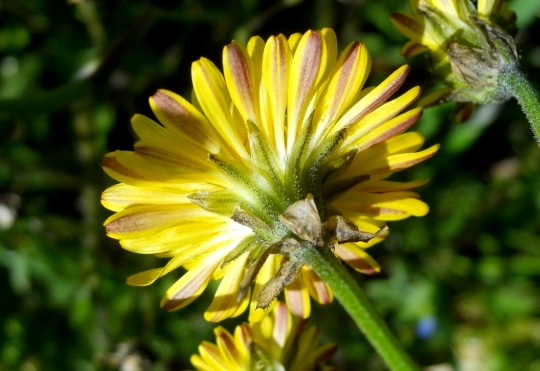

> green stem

[
  {"left": 295, "top": 243, "right": 418, "bottom": 371},
  {"left": 501, "top": 68, "right": 540, "bottom": 146}
]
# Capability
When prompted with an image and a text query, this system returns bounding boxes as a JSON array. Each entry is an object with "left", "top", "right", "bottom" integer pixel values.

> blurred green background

[{"left": 2, "top": 0, "right": 540, "bottom": 370}]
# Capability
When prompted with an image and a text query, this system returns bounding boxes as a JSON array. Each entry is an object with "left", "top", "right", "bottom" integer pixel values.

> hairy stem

[
  {"left": 295, "top": 243, "right": 418, "bottom": 371},
  {"left": 501, "top": 68, "right": 540, "bottom": 146}
]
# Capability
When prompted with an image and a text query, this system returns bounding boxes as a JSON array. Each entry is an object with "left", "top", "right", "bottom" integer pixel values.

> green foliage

[{"left": 1, "top": 0, "right": 540, "bottom": 369}]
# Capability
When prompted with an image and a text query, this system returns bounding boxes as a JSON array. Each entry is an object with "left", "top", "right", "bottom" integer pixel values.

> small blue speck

[{"left": 416, "top": 315, "right": 437, "bottom": 339}]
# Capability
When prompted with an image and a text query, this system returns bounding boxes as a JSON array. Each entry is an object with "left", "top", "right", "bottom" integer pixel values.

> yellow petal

[
  {"left": 162, "top": 225, "right": 252, "bottom": 261},
  {"left": 126, "top": 267, "right": 163, "bottom": 286},
  {"left": 214, "top": 327, "right": 247, "bottom": 368},
  {"left": 205, "top": 253, "right": 251, "bottom": 322},
  {"left": 357, "top": 178, "right": 429, "bottom": 192},
  {"left": 192, "top": 57, "right": 249, "bottom": 160},
  {"left": 149, "top": 89, "right": 224, "bottom": 155},
  {"left": 101, "top": 183, "right": 189, "bottom": 212},
  {"left": 478, "top": 0, "right": 491, "bottom": 16},
  {"left": 103, "top": 151, "right": 225, "bottom": 190},
  {"left": 249, "top": 254, "right": 280, "bottom": 322},
  {"left": 247, "top": 35, "right": 265, "bottom": 67},
  {"left": 192, "top": 341, "right": 226, "bottom": 371},
  {"left": 287, "top": 29, "right": 335, "bottom": 153},
  {"left": 339, "top": 86, "right": 421, "bottom": 152},
  {"left": 119, "top": 221, "right": 228, "bottom": 254},
  {"left": 112, "top": 149, "right": 198, "bottom": 176},
  {"left": 334, "top": 243, "right": 380, "bottom": 274},
  {"left": 234, "top": 324, "right": 253, "bottom": 357},
  {"left": 416, "top": 86, "right": 453, "bottom": 107},
  {"left": 160, "top": 251, "right": 223, "bottom": 311},
  {"left": 334, "top": 190, "right": 430, "bottom": 220},
  {"left": 127, "top": 226, "right": 251, "bottom": 288},
  {"left": 335, "top": 65, "right": 410, "bottom": 131},
  {"left": 247, "top": 35, "right": 265, "bottom": 103},
  {"left": 223, "top": 41, "right": 260, "bottom": 124},
  {"left": 376, "top": 144, "right": 440, "bottom": 174},
  {"left": 284, "top": 275, "right": 311, "bottom": 319},
  {"left": 103, "top": 203, "right": 214, "bottom": 239},
  {"left": 390, "top": 12, "right": 424, "bottom": 42},
  {"left": 344, "top": 137, "right": 438, "bottom": 177},
  {"left": 390, "top": 12, "right": 445, "bottom": 52},
  {"left": 262, "top": 34, "right": 291, "bottom": 156},
  {"left": 338, "top": 131, "right": 428, "bottom": 180},
  {"left": 401, "top": 41, "right": 429, "bottom": 58},
  {"left": 287, "top": 32, "right": 302, "bottom": 52},
  {"left": 320, "top": 27, "right": 338, "bottom": 69},
  {"left": 350, "top": 106, "right": 423, "bottom": 152},
  {"left": 125, "top": 247, "right": 203, "bottom": 286},
  {"left": 270, "top": 302, "right": 291, "bottom": 348},
  {"left": 312, "top": 41, "right": 371, "bottom": 142},
  {"left": 302, "top": 268, "right": 333, "bottom": 304}
]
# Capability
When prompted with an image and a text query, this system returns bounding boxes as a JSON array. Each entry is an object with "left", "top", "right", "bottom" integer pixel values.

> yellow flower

[
  {"left": 102, "top": 28, "right": 438, "bottom": 322},
  {"left": 190, "top": 302, "right": 337, "bottom": 371},
  {"left": 392, "top": 0, "right": 517, "bottom": 105}
]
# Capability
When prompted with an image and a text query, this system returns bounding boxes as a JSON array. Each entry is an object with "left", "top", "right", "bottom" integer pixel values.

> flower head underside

[{"left": 102, "top": 28, "right": 438, "bottom": 322}]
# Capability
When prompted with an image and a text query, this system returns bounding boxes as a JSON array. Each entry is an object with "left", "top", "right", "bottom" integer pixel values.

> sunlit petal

[
  {"left": 205, "top": 253, "right": 251, "bottom": 322},
  {"left": 160, "top": 249, "right": 225, "bottom": 311},
  {"left": 192, "top": 58, "right": 249, "bottom": 161},
  {"left": 223, "top": 41, "right": 260, "bottom": 124},
  {"left": 263, "top": 34, "right": 291, "bottom": 156},
  {"left": 335, "top": 65, "right": 411, "bottom": 132},
  {"left": 312, "top": 41, "right": 371, "bottom": 143}
]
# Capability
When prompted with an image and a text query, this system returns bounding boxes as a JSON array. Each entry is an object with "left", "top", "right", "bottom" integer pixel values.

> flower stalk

[
  {"left": 295, "top": 242, "right": 418, "bottom": 371},
  {"left": 500, "top": 67, "right": 540, "bottom": 146}
]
